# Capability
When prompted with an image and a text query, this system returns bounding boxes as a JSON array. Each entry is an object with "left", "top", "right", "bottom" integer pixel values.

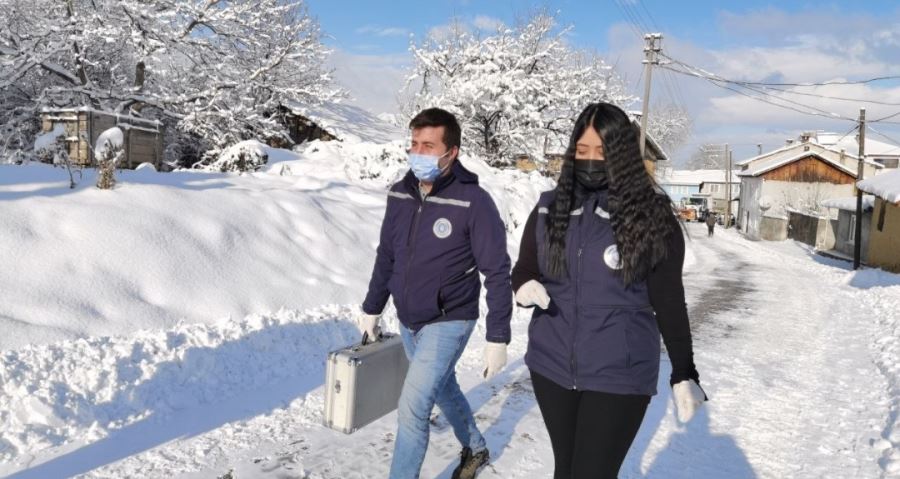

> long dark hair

[{"left": 545, "top": 102, "right": 678, "bottom": 286}]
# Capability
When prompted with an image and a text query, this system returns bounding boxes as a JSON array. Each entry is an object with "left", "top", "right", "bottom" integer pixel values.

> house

[
  {"left": 37, "top": 108, "right": 165, "bottom": 169},
  {"left": 276, "top": 101, "right": 405, "bottom": 147},
  {"left": 698, "top": 172, "right": 741, "bottom": 214},
  {"left": 820, "top": 196, "right": 876, "bottom": 262},
  {"left": 657, "top": 169, "right": 738, "bottom": 207},
  {"left": 736, "top": 138, "right": 882, "bottom": 241},
  {"left": 857, "top": 169, "right": 900, "bottom": 273}
]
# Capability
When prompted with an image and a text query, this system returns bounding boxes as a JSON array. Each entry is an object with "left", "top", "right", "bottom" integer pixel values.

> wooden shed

[{"left": 38, "top": 108, "right": 165, "bottom": 169}]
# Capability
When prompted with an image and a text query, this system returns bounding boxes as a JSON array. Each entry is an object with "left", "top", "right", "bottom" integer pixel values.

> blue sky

[{"left": 308, "top": 1, "right": 900, "bottom": 164}]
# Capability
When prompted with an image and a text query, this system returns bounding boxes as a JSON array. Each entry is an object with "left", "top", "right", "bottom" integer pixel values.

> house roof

[
  {"left": 821, "top": 195, "right": 876, "bottom": 212},
  {"left": 282, "top": 101, "right": 405, "bottom": 144},
  {"left": 816, "top": 132, "right": 900, "bottom": 158},
  {"left": 658, "top": 169, "right": 740, "bottom": 186},
  {"left": 857, "top": 169, "right": 900, "bottom": 204},
  {"left": 738, "top": 148, "right": 858, "bottom": 178}
]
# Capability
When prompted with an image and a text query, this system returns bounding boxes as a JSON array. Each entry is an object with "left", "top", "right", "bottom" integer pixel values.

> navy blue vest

[{"left": 525, "top": 190, "right": 661, "bottom": 395}]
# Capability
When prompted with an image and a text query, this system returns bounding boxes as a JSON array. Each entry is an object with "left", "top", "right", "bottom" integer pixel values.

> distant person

[
  {"left": 511, "top": 103, "right": 707, "bottom": 478},
  {"left": 359, "top": 107, "right": 512, "bottom": 479},
  {"left": 706, "top": 213, "right": 717, "bottom": 237}
]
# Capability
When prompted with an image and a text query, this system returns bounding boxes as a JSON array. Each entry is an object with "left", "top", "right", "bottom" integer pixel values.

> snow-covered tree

[
  {"left": 687, "top": 143, "right": 729, "bottom": 170},
  {"left": 647, "top": 104, "right": 692, "bottom": 155},
  {"left": 0, "top": 0, "right": 341, "bottom": 164},
  {"left": 402, "top": 12, "right": 635, "bottom": 166}
]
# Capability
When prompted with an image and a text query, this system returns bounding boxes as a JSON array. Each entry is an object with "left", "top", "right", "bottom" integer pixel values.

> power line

[
  {"left": 660, "top": 57, "right": 900, "bottom": 124},
  {"left": 661, "top": 54, "right": 900, "bottom": 108},
  {"left": 660, "top": 63, "right": 859, "bottom": 122},
  {"left": 730, "top": 76, "right": 900, "bottom": 87},
  {"left": 613, "top": 0, "right": 690, "bottom": 111}
]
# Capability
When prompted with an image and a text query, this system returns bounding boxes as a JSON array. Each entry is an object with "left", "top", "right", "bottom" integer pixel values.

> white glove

[
  {"left": 482, "top": 342, "right": 507, "bottom": 379},
  {"left": 515, "top": 280, "right": 550, "bottom": 309},
  {"left": 672, "top": 379, "right": 706, "bottom": 423},
  {"left": 357, "top": 310, "right": 381, "bottom": 342}
]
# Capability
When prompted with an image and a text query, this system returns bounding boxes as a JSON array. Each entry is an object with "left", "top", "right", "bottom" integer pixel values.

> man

[
  {"left": 359, "top": 107, "right": 512, "bottom": 479},
  {"left": 706, "top": 212, "right": 717, "bottom": 237}
]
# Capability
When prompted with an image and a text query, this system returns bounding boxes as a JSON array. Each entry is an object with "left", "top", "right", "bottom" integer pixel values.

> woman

[{"left": 511, "top": 103, "right": 706, "bottom": 478}]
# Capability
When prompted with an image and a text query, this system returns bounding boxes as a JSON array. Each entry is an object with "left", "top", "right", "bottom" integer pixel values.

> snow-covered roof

[
  {"left": 283, "top": 101, "right": 405, "bottom": 144},
  {"left": 657, "top": 169, "right": 739, "bottom": 186},
  {"left": 738, "top": 149, "right": 857, "bottom": 178},
  {"left": 857, "top": 169, "right": 900, "bottom": 204},
  {"left": 816, "top": 132, "right": 900, "bottom": 158},
  {"left": 821, "top": 195, "right": 876, "bottom": 212}
]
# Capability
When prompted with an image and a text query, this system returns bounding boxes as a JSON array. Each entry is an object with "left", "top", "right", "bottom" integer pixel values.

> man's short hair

[{"left": 408, "top": 108, "right": 462, "bottom": 150}]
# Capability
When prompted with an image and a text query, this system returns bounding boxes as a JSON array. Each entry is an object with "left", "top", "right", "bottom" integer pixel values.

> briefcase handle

[{"left": 361, "top": 329, "right": 384, "bottom": 346}]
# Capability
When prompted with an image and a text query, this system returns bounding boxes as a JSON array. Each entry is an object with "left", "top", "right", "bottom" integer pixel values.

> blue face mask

[{"left": 409, "top": 151, "right": 451, "bottom": 182}]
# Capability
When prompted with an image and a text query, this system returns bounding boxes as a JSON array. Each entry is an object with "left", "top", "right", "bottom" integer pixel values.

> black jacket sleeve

[
  {"left": 511, "top": 205, "right": 541, "bottom": 294},
  {"left": 647, "top": 219, "right": 701, "bottom": 386}
]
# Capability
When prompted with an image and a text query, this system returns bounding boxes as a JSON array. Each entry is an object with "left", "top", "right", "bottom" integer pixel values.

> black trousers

[{"left": 530, "top": 370, "right": 650, "bottom": 479}]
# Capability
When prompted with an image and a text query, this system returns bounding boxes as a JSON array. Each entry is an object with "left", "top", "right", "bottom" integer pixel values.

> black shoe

[{"left": 451, "top": 447, "right": 490, "bottom": 479}]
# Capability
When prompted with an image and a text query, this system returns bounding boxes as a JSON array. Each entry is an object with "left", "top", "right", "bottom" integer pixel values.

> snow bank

[
  {"left": 0, "top": 143, "right": 554, "bottom": 351},
  {"left": 0, "top": 305, "right": 359, "bottom": 463}
]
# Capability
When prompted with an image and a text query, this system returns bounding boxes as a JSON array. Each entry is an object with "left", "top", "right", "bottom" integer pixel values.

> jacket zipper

[{"left": 403, "top": 192, "right": 426, "bottom": 317}]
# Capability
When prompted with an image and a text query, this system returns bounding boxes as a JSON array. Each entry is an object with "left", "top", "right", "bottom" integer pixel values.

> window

[
  {"left": 878, "top": 202, "right": 886, "bottom": 232},
  {"left": 849, "top": 214, "right": 856, "bottom": 242},
  {"left": 709, "top": 184, "right": 721, "bottom": 193}
]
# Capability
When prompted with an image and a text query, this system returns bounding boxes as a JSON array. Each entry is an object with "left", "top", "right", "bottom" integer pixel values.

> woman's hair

[{"left": 545, "top": 102, "right": 678, "bottom": 285}]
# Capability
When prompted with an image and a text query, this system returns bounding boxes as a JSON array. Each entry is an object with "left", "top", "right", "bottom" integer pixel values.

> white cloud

[
  {"left": 355, "top": 25, "right": 410, "bottom": 37},
  {"left": 605, "top": 8, "right": 900, "bottom": 165},
  {"left": 326, "top": 49, "right": 411, "bottom": 115},
  {"left": 473, "top": 15, "right": 505, "bottom": 32}
]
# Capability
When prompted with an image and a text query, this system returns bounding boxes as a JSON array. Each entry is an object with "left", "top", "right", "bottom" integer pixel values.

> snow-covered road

[{"left": 1, "top": 223, "right": 898, "bottom": 478}]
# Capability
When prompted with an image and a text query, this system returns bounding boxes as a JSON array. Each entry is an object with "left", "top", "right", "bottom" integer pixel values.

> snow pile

[
  {"left": 858, "top": 168, "right": 900, "bottom": 204},
  {"left": 0, "top": 305, "right": 359, "bottom": 464},
  {"left": 94, "top": 127, "right": 124, "bottom": 162},
  {"left": 204, "top": 140, "right": 270, "bottom": 172}
]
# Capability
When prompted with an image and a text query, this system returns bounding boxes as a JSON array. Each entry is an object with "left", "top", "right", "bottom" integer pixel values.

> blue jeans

[{"left": 389, "top": 319, "right": 487, "bottom": 479}]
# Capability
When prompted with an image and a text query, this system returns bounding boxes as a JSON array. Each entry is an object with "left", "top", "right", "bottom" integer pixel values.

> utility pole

[
  {"left": 854, "top": 108, "right": 866, "bottom": 270},
  {"left": 757, "top": 144, "right": 762, "bottom": 156},
  {"left": 726, "top": 145, "right": 733, "bottom": 229},
  {"left": 639, "top": 33, "right": 662, "bottom": 161}
]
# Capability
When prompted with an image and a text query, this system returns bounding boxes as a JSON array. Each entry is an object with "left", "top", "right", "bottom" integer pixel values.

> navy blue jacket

[
  {"left": 517, "top": 189, "right": 695, "bottom": 396},
  {"left": 363, "top": 161, "right": 513, "bottom": 343}
]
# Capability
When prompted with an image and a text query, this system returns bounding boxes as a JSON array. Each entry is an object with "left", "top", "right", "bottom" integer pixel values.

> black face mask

[{"left": 573, "top": 159, "right": 608, "bottom": 190}]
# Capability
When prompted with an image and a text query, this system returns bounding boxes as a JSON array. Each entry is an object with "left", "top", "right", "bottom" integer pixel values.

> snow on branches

[
  {"left": 403, "top": 13, "right": 635, "bottom": 166},
  {"left": 0, "top": 0, "right": 342, "bottom": 164}
]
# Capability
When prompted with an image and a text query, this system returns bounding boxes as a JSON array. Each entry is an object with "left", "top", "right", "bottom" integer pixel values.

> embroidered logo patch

[
  {"left": 433, "top": 218, "right": 452, "bottom": 239},
  {"left": 603, "top": 244, "right": 623, "bottom": 270}
]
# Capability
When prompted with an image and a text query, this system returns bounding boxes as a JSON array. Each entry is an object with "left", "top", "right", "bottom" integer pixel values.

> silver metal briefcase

[{"left": 324, "top": 333, "right": 409, "bottom": 434}]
